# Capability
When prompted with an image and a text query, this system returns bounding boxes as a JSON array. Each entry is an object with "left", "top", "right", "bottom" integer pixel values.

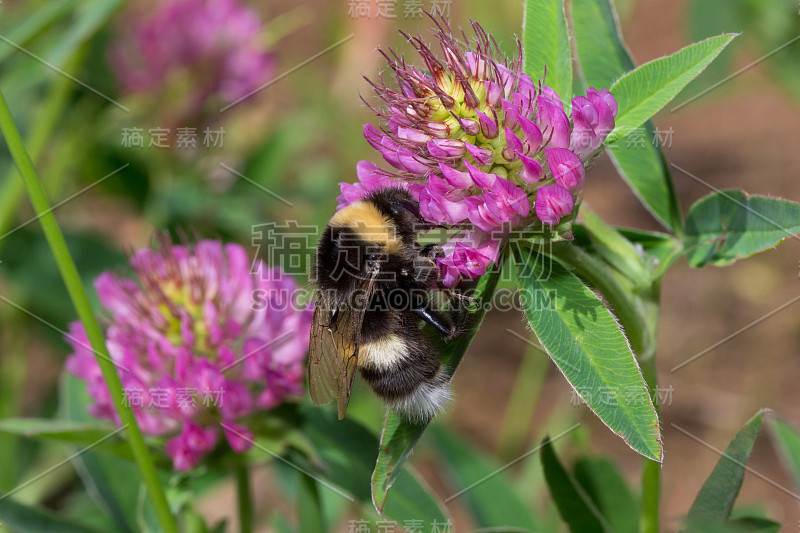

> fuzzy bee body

[{"left": 309, "top": 188, "right": 460, "bottom": 422}]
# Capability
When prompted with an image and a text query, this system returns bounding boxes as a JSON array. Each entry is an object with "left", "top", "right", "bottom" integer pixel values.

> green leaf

[
  {"left": 299, "top": 407, "right": 450, "bottom": 523},
  {"left": 571, "top": 0, "right": 635, "bottom": 88},
  {"left": 1, "top": 413, "right": 142, "bottom": 533},
  {"left": 0, "top": 418, "right": 117, "bottom": 443},
  {"left": 728, "top": 517, "right": 783, "bottom": 532},
  {"left": 571, "top": 0, "right": 682, "bottom": 231},
  {"left": 0, "top": 0, "right": 78, "bottom": 65},
  {"left": 573, "top": 456, "right": 639, "bottom": 533},
  {"left": 523, "top": 0, "right": 572, "bottom": 102},
  {"left": 0, "top": 498, "right": 102, "bottom": 533},
  {"left": 370, "top": 265, "right": 501, "bottom": 512},
  {"left": 39, "top": 0, "right": 127, "bottom": 69},
  {"left": 180, "top": 506, "right": 211, "bottom": 533},
  {"left": 540, "top": 439, "right": 611, "bottom": 533},
  {"left": 581, "top": 207, "right": 649, "bottom": 286},
  {"left": 0, "top": 413, "right": 141, "bottom": 465},
  {"left": 269, "top": 513, "right": 294, "bottom": 533},
  {"left": 430, "top": 426, "right": 536, "bottom": 531},
  {"left": 684, "top": 191, "right": 800, "bottom": 267},
  {"left": 514, "top": 247, "right": 661, "bottom": 461},
  {"left": 297, "top": 474, "right": 326, "bottom": 533},
  {"left": 609, "top": 128, "right": 682, "bottom": 232},
  {"left": 685, "top": 0, "right": 741, "bottom": 97},
  {"left": 768, "top": 417, "right": 800, "bottom": 490},
  {"left": 684, "top": 516, "right": 783, "bottom": 533},
  {"left": 607, "top": 34, "right": 738, "bottom": 143},
  {"left": 60, "top": 373, "right": 142, "bottom": 533},
  {"left": 688, "top": 409, "right": 770, "bottom": 521},
  {"left": 616, "top": 227, "right": 683, "bottom": 279}
]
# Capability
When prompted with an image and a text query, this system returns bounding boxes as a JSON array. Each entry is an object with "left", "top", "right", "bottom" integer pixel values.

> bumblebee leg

[
  {"left": 419, "top": 243, "right": 444, "bottom": 260},
  {"left": 411, "top": 254, "right": 440, "bottom": 285},
  {"left": 412, "top": 306, "right": 459, "bottom": 340}
]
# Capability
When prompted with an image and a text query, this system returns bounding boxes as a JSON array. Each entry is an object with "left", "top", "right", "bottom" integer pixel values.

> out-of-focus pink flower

[
  {"left": 337, "top": 15, "right": 618, "bottom": 285},
  {"left": 65, "top": 238, "right": 312, "bottom": 471},
  {"left": 109, "top": 0, "right": 274, "bottom": 103}
]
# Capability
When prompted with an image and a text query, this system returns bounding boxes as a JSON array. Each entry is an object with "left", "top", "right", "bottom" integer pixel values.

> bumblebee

[{"left": 309, "top": 188, "right": 464, "bottom": 422}]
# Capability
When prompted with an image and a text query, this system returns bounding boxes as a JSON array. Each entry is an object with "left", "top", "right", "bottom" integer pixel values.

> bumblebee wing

[
  {"left": 308, "top": 304, "right": 358, "bottom": 414},
  {"left": 308, "top": 301, "right": 342, "bottom": 407},
  {"left": 308, "top": 280, "right": 373, "bottom": 419}
]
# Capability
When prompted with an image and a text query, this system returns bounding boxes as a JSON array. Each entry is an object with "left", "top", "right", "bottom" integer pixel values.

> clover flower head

[
  {"left": 65, "top": 238, "right": 312, "bottom": 470},
  {"left": 110, "top": 0, "right": 274, "bottom": 103},
  {"left": 339, "top": 15, "right": 618, "bottom": 286}
]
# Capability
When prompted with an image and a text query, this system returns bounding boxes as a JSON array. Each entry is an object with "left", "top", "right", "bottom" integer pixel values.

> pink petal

[
  {"left": 438, "top": 163, "right": 473, "bottom": 189},
  {"left": 465, "top": 161, "right": 498, "bottom": 191},
  {"left": 427, "top": 138, "right": 465, "bottom": 159},
  {"left": 501, "top": 98, "right": 520, "bottom": 130},
  {"left": 476, "top": 110, "right": 499, "bottom": 139},
  {"left": 545, "top": 148, "right": 585, "bottom": 191},
  {"left": 465, "top": 143, "right": 494, "bottom": 167},
  {"left": 518, "top": 152, "right": 543, "bottom": 184},
  {"left": 502, "top": 127, "right": 523, "bottom": 161},
  {"left": 535, "top": 184, "right": 575, "bottom": 226},
  {"left": 518, "top": 116, "right": 543, "bottom": 155},
  {"left": 536, "top": 97, "right": 571, "bottom": 150}
]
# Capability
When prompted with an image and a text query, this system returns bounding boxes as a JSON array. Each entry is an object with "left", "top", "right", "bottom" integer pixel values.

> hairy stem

[
  {"left": 0, "top": 91, "right": 179, "bottom": 533},
  {"left": 236, "top": 460, "right": 253, "bottom": 533},
  {"left": 640, "top": 365, "right": 661, "bottom": 533}
]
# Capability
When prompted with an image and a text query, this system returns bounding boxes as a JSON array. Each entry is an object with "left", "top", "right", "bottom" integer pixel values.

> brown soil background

[{"left": 240, "top": 0, "right": 800, "bottom": 530}]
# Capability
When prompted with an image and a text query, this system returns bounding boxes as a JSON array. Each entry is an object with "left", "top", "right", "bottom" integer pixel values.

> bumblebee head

[{"left": 364, "top": 187, "right": 429, "bottom": 240}]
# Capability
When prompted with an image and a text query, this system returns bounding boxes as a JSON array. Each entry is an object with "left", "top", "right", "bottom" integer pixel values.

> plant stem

[
  {"left": 235, "top": 460, "right": 253, "bottom": 533},
  {"left": 0, "top": 311, "right": 27, "bottom": 491},
  {"left": 640, "top": 331, "right": 661, "bottom": 533},
  {"left": 638, "top": 283, "right": 662, "bottom": 533},
  {"left": 0, "top": 90, "right": 179, "bottom": 533}
]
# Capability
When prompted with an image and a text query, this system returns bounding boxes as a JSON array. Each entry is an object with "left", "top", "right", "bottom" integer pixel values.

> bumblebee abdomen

[
  {"left": 359, "top": 327, "right": 451, "bottom": 422},
  {"left": 358, "top": 334, "right": 411, "bottom": 370}
]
